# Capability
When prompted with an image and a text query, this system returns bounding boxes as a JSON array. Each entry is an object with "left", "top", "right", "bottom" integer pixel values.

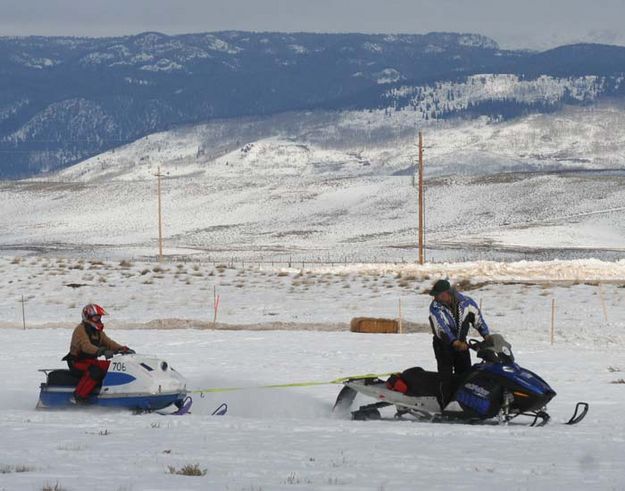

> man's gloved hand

[
  {"left": 102, "top": 349, "right": 116, "bottom": 359},
  {"left": 119, "top": 346, "right": 136, "bottom": 354},
  {"left": 452, "top": 340, "right": 470, "bottom": 352}
]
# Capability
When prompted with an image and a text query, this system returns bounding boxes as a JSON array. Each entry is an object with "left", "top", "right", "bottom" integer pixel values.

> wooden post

[
  {"left": 156, "top": 165, "right": 164, "bottom": 261},
  {"left": 213, "top": 286, "right": 221, "bottom": 327},
  {"left": 418, "top": 131, "right": 425, "bottom": 265},
  {"left": 598, "top": 284, "right": 609, "bottom": 323},
  {"left": 550, "top": 298, "right": 556, "bottom": 345},
  {"left": 398, "top": 298, "right": 403, "bottom": 334},
  {"left": 20, "top": 295, "right": 26, "bottom": 330}
]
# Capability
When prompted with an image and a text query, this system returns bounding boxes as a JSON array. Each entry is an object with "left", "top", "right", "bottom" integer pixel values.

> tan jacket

[{"left": 69, "top": 323, "right": 124, "bottom": 358}]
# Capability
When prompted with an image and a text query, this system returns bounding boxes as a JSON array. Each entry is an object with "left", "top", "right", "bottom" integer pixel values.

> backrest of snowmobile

[
  {"left": 46, "top": 369, "right": 81, "bottom": 387},
  {"left": 477, "top": 334, "right": 514, "bottom": 364}
]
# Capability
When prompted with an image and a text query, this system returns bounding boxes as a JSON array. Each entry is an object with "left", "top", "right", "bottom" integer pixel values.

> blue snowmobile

[{"left": 333, "top": 335, "right": 588, "bottom": 426}]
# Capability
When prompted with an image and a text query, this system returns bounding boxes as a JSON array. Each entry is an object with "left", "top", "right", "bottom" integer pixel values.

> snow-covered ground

[
  {"left": 0, "top": 328, "right": 623, "bottom": 490},
  {"left": 1, "top": 256, "right": 625, "bottom": 346},
  {"left": 1, "top": 256, "right": 624, "bottom": 489},
  {"left": 1, "top": 170, "right": 624, "bottom": 263}
]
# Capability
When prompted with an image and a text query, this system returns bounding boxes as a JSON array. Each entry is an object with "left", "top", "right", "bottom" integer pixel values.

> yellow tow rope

[{"left": 190, "top": 371, "right": 398, "bottom": 395}]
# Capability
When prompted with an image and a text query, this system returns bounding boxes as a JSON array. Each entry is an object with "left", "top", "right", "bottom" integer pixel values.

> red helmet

[{"left": 82, "top": 304, "right": 107, "bottom": 331}]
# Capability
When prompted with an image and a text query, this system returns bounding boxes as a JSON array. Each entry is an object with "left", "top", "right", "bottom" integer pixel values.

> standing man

[{"left": 428, "top": 279, "right": 490, "bottom": 403}]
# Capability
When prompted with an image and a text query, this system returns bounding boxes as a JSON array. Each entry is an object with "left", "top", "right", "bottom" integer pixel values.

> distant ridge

[{"left": 0, "top": 31, "right": 624, "bottom": 178}]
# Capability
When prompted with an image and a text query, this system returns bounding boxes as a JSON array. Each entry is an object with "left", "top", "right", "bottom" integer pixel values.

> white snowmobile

[{"left": 37, "top": 352, "right": 191, "bottom": 414}]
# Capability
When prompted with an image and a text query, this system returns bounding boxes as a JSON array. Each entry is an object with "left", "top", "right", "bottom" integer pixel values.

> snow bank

[{"left": 288, "top": 259, "right": 625, "bottom": 282}]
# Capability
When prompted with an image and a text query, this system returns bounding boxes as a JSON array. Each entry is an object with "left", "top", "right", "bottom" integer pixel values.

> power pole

[
  {"left": 156, "top": 165, "right": 163, "bottom": 261},
  {"left": 418, "top": 131, "right": 425, "bottom": 265}
]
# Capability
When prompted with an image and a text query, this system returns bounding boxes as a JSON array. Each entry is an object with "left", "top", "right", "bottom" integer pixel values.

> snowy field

[
  {"left": 0, "top": 328, "right": 623, "bottom": 491},
  {"left": 0, "top": 256, "right": 624, "bottom": 489},
  {"left": 1, "top": 172, "right": 625, "bottom": 263}
]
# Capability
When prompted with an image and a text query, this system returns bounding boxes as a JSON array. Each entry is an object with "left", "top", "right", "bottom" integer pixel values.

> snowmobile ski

[
  {"left": 565, "top": 402, "right": 589, "bottom": 425},
  {"left": 211, "top": 403, "right": 228, "bottom": 416}
]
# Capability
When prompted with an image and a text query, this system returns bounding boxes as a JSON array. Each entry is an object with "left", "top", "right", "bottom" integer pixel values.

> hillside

[{"left": 0, "top": 104, "right": 623, "bottom": 261}]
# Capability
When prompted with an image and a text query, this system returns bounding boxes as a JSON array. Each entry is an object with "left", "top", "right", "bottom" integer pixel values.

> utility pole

[
  {"left": 156, "top": 165, "right": 163, "bottom": 261},
  {"left": 418, "top": 131, "right": 425, "bottom": 265}
]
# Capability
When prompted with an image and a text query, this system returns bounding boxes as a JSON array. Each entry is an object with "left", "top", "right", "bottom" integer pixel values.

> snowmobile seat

[
  {"left": 47, "top": 369, "right": 81, "bottom": 387},
  {"left": 400, "top": 367, "right": 443, "bottom": 397}
]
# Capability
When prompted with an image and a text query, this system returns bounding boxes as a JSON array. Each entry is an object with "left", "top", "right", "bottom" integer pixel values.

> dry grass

[
  {"left": 454, "top": 279, "right": 489, "bottom": 292},
  {"left": 0, "top": 464, "right": 35, "bottom": 473},
  {"left": 167, "top": 463, "right": 207, "bottom": 476},
  {"left": 41, "top": 483, "right": 66, "bottom": 491}
]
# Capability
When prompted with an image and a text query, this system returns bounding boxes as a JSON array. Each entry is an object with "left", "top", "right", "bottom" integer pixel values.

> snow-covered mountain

[{"left": 1, "top": 31, "right": 625, "bottom": 178}]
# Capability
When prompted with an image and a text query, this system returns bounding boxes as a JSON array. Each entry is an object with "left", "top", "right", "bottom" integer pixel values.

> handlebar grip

[{"left": 468, "top": 339, "right": 482, "bottom": 351}]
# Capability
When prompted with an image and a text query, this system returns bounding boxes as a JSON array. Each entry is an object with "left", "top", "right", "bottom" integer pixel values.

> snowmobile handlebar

[
  {"left": 468, "top": 338, "right": 483, "bottom": 351},
  {"left": 117, "top": 348, "right": 136, "bottom": 355}
]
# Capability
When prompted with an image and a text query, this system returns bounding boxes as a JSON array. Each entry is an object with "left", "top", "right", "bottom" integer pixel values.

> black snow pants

[{"left": 432, "top": 336, "right": 472, "bottom": 406}]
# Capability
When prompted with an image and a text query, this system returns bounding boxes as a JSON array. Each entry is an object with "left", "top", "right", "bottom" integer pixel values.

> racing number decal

[{"left": 111, "top": 361, "right": 126, "bottom": 372}]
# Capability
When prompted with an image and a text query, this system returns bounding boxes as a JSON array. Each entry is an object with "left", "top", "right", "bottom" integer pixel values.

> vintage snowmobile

[
  {"left": 333, "top": 335, "right": 588, "bottom": 426},
  {"left": 37, "top": 352, "right": 191, "bottom": 414}
]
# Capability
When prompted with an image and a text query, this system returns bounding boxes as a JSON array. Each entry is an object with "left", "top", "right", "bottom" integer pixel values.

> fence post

[
  {"left": 598, "top": 284, "right": 609, "bottom": 323},
  {"left": 20, "top": 295, "right": 26, "bottom": 330},
  {"left": 550, "top": 298, "right": 556, "bottom": 345},
  {"left": 213, "top": 286, "right": 221, "bottom": 327}
]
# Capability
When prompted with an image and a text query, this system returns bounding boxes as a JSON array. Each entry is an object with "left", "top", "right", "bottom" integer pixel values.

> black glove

[
  {"left": 103, "top": 349, "right": 116, "bottom": 359},
  {"left": 119, "top": 346, "right": 136, "bottom": 355},
  {"left": 96, "top": 347, "right": 106, "bottom": 357},
  {"left": 126, "top": 348, "right": 136, "bottom": 354}
]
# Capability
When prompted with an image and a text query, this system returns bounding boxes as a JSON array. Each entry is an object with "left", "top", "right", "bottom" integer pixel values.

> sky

[{"left": 0, "top": 0, "right": 624, "bottom": 50}]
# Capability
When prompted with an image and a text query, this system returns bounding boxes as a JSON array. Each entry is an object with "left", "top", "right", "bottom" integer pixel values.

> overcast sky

[{"left": 0, "top": 0, "right": 624, "bottom": 50}]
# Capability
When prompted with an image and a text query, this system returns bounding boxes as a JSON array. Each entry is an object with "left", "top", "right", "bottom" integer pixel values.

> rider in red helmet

[{"left": 62, "top": 304, "right": 134, "bottom": 403}]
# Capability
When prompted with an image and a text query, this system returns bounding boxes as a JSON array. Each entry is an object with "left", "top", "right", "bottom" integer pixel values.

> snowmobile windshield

[{"left": 476, "top": 334, "right": 514, "bottom": 364}]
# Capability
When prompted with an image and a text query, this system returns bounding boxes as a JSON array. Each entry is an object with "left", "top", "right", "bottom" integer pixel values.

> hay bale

[{"left": 350, "top": 317, "right": 399, "bottom": 334}]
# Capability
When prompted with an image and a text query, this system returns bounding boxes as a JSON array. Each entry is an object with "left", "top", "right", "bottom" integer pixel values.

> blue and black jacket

[{"left": 429, "top": 291, "right": 489, "bottom": 346}]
